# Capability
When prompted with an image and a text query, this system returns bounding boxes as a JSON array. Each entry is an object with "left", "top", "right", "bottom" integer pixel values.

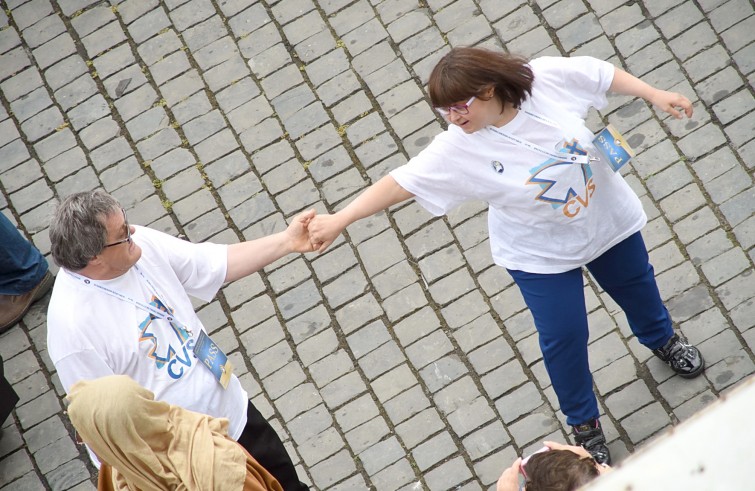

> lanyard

[
  {"left": 487, "top": 110, "right": 594, "bottom": 165},
  {"left": 65, "top": 266, "right": 193, "bottom": 338}
]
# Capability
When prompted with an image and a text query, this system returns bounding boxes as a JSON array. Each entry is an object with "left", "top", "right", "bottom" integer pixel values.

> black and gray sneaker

[
  {"left": 572, "top": 419, "right": 611, "bottom": 466},
  {"left": 653, "top": 333, "right": 705, "bottom": 379}
]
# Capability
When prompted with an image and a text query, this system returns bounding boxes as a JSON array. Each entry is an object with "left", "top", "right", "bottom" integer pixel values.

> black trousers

[
  {"left": 0, "top": 354, "right": 20, "bottom": 426},
  {"left": 236, "top": 400, "right": 309, "bottom": 491}
]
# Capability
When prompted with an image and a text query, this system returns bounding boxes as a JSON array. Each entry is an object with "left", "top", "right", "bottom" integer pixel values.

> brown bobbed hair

[
  {"left": 427, "top": 47, "right": 534, "bottom": 111},
  {"left": 524, "top": 449, "right": 600, "bottom": 491}
]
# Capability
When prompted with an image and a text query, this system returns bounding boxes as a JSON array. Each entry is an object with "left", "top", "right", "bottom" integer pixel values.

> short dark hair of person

[
  {"left": 427, "top": 47, "right": 534, "bottom": 112},
  {"left": 524, "top": 449, "right": 600, "bottom": 491}
]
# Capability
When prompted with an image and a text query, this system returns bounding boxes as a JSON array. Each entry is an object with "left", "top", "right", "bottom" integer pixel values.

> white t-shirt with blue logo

[
  {"left": 48, "top": 226, "right": 247, "bottom": 450},
  {"left": 391, "top": 56, "right": 646, "bottom": 274}
]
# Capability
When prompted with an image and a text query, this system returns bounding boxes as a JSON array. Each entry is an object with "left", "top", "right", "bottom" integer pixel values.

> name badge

[
  {"left": 592, "top": 124, "right": 636, "bottom": 173},
  {"left": 192, "top": 331, "right": 233, "bottom": 389}
]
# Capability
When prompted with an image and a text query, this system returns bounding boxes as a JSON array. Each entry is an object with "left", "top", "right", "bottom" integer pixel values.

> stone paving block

[
  {"left": 20, "top": 105, "right": 65, "bottom": 142},
  {"left": 194, "top": 128, "right": 239, "bottom": 165},
  {"left": 169, "top": 0, "right": 215, "bottom": 31},
  {"left": 118, "top": 0, "right": 159, "bottom": 24},
  {"left": 0, "top": 47, "right": 31, "bottom": 84},
  {"left": 0, "top": 21, "right": 21, "bottom": 54},
  {"left": 1, "top": 159, "right": 43, "bottom": 194},
  {"left": 15, "top": 389, "right": 60, "bottom": 430},
  {"left": 34, "top": 435, "right": 79, "bottom": 474},
  {"left": 686, "top": 229, "right": 733, "bottom": 266},
  {"left": 508, "top": 407, "right": 562, "bottom": 448},
  {"left": 68, "top": 93, "right": 111, "bottom": 132},
  {"left": 137, "top": 31, "right": 179, "bottom": 67},
  {"left": 697, "top": 324, "right": 742, "bottom": 370},
  {"left": 411, "top": 430, "right": 457, "bottom": 472},
  {"left": 648, "top": 240, "right": 686, "bottom": 275},
  {"left": 71, "top": 5, "right": 115, "bottom": 38},
  {"left": 605, "top": 379, "right": 655, "bottom": 420},
  {"left": 387, "top": 11, "right": 431, "bottom": 44},
  {"left": 424, "top": 455, "right": 473, "bottom": 491},
  {"left": 494, "top": 380, "right": 545, "bottom": 424},
  {"left": 136, "top": 127, "right": 181, "bottom": 160},
  {"left": 658, "top": 182, "right": 707, "bottom": 223},
  {"left": 719, "top": 188, "right": 755, "bottom": 228},
  {"left": 46, "top": 458, "right": 92, "bottom": 490},
  {"left": 239, "top": 118, "right": 284, "bottom": 153},
  {"left": 657, "top": 367, "right": 711, "bottom": 408},
  {"left": 447, "top": 395, "right": 497, "bottom": 438},
  {"left": 673, "top": 389, "right": 717, "bottom": 422},
  {"left": 404, "top": 329, "right": 454, "bottom": 370},
  {"left": 723, "top": 111, "right": 755, "bottom": 147},
  {"left": 239, "top": 317, "right": 284, "bottom": 361},
  {"left": 126, "top": 106, "right": 169, "bottom": 142},
  {"left": 55, "top": 74, "right": 101, "bottom": 113},
  {"left": 599, "top": 3, "right": 645, "bottom": 37},
  {"left": 204, "top": 55, "right": 250, "bottom": 93},
  {"left": 700, "top": 247, "right": 750, "bottom": 287},
  {"left": 215, "top": 78, "right": 260, "bottom": 115},
  {"left": 311, "top": 244, "right": 358, "bottom": 286},
  {"left": 666, "top": 287, "right": 716, "bottom": 330},
  {"left": 0, "top": 140, "right": 31, "bottom": 175},
  {"left": 370, "top": 260, "right": 416, "bottom": 301},
  {"left": 10, "top": 86, "right": 53, "bottom": 123},
  {"left": 683, "top": 43, "right": 732, "bottom": 85},
  {"left": 55, "top": 167, "right": 98, "bottom": 196},
  {"left": 128, "top": 8, "right": 170, "bottom": 43},
  {"left": 3, "top": 68, "right": 45, "bottom": 104},
  {"left": 11, "top": 0, "right": 53, "bottom": 30},
  {"left": 260, "top": 65, "right": 303, "bottom": 102},
  {"left": 332, "top": 395, "right": 380, "bottom": 441},
  {"left": 147, "top": 147, "right": 194, "bottom": 180},
  {"left": 669, "top": 22, "right": 720, "bottom": 62},
  {"left": 297, "top": 426, "right": 344, "bottom": 468},
  {"left": 172, "top": 19, "right": 214, "bottom": 54},
  {"left": 9, "top": 179, "right": 53, "bottom": 214},
  {"left": 81, "top": 21, "right": 127, "bottom": 59},
  {"left": 309, "top": 448, "right": 357, "bottom": 490},
  {"left": 621, "top": 401, "right": 672, "bottom": 444},
  {"left": 267, "top": 257, "right": 311, "bottom": 295},
  {"left": 721, "top": 17, "right": 755, "bottom": 51},
  {"left": 673, "top": 206, "right": 722, "bottom": 247},
  {"left": 0, "top": 450, "right": 35, "bottom": 488},
  {"left": 654, "top": 2, "right": 705, "bottom": 40},
  {"left": 161, "top": 167, "right": 204, "bottom": 202},
  {"left": 448, "top": 12, "right": 496, "bottom": 47}
]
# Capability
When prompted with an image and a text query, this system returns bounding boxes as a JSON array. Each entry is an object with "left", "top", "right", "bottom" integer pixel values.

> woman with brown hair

[{"left": 309, "top": 46, "right": 704, "bottom": 465}]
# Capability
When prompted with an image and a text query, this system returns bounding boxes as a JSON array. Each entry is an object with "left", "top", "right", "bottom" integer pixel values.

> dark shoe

[
  {"left": 653, "top": 333, "right": 705, "bottom": 379},
  {"left": 573, "top": 419, "right": 611, "bottom": 465},
  {"left": 0, "top": 271, "right": 54, "bottom": 334}
]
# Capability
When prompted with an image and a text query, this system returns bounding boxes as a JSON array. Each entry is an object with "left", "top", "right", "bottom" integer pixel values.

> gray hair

[{"left": 49, "top": 190, "right": 122, "bottom": 271}]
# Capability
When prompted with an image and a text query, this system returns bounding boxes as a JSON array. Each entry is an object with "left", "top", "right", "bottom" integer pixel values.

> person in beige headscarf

[{"left": 67, "top": 375, "right": 283, "bottom": 491}]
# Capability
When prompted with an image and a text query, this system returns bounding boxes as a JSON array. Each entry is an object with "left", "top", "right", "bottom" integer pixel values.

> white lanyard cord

[
  {"left": 487, "top": 110, "right": 592, "bottom": 165},
  {"left": 65, "top": 266, "right": 193, "bottom": 338}
]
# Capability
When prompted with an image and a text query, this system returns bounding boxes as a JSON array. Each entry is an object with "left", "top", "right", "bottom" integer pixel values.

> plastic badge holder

[{"left": 592, "top": 124, "right": 636, "bottom": 173}]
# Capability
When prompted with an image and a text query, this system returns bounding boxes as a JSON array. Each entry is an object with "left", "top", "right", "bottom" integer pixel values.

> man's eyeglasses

[
  {"left": 435, "top": 96, "right": 476, "bottom": 116},
  {"left": 103, "top": 208, "right": 132, "bottom": 248}
]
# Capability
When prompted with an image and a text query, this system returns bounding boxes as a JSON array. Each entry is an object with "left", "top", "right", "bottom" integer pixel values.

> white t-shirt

[
  {"left": 47, "top": 226, "right": 248, "bottom": 442},
  {"left": 391, "top": 56, "right": 646, "bottom": 274}
]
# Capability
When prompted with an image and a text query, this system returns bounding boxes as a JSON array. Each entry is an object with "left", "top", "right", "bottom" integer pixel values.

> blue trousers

[
  {"left": 0, "top": 212, "right": 48, "bottom": 295},
  {"left": 509, "top": 232, "right": 673, "bottom": 426}
]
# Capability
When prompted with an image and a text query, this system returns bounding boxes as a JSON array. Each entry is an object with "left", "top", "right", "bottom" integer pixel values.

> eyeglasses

[
  {"left": 103, "top": 208, "right": 132, "bottom": 248},
  {"left": 435, "top": 96, "right": 476, "bottom": 116}
]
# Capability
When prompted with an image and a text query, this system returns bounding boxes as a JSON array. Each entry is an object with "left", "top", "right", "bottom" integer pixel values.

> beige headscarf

[{"left": 67, "top": 375, "right": 258, "bottom": 491}]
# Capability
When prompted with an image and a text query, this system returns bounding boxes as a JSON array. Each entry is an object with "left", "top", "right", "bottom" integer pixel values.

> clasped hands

[{"left": 284, "top": 209, "right": 345, "bottom": 254}]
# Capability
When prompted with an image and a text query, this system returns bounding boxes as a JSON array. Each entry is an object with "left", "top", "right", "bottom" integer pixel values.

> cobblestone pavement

[{"left": 1, "top": 0, "right": 754, "bottom": 489}]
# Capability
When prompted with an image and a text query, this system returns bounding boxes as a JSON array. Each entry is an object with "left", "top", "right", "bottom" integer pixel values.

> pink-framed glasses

[{"left": 435, "top": 96, "right": 476, "bottom": 116}]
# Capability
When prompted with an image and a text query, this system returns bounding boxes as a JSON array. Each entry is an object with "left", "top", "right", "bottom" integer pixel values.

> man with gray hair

[{"left": 47, "top": 190, "right": 313, "bottom": 490}]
